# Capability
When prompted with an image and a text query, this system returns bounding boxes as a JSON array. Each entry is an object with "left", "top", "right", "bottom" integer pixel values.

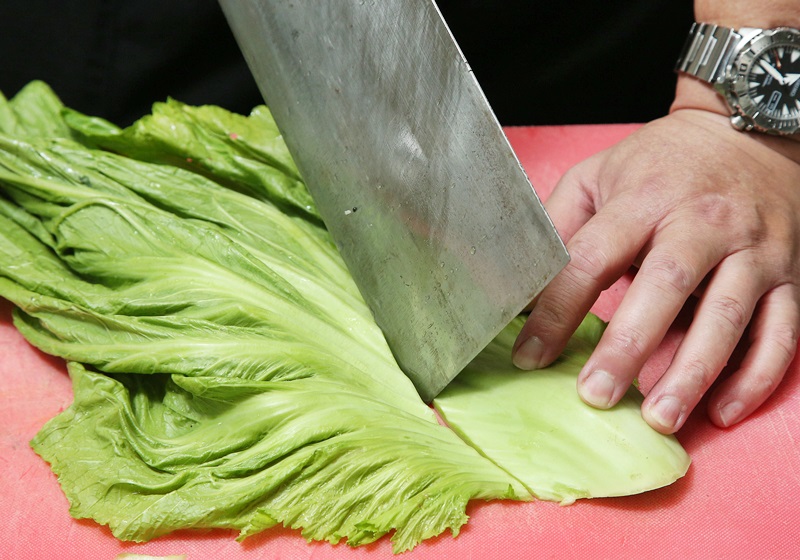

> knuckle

[
  {"left": 566, "top": 237, "right": 609, "bottom": 283},
  {"left": 747, "top": 370, "right": 783, "bottom": 398},
  {"left": 688, "top": 193, "right": 769, "bottom": 246},
  {"left": 636, "top": 176, "right": 671, "bottom": 202},
  {"left": 605, "top": 323, "right": 651, "bottom": 361},
  {"left": 762, "top": 233, "right": 800, "bottom": 278},
  {"left": 693, "top": 192, "right": 736, "bottom": 227},
  {"left": 680, "top": 357, "right": 717, "bottom": 398},
  {"left": 527, "top": 290, "right": 579, "bottom": 342},
  {"left": 643, "top": 253, "right": 696, "bottom": 295},
  {"left": 706, "top": 295, "right": 750, "bottom": 336},
  {"left": 766, "top": 322, "right": 799, "bottom": 367},
  {"left": 530, "top": 296, "right": 567, "bottom": 331}
]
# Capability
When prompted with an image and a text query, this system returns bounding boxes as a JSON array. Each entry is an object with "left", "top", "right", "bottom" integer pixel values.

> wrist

[
  {"left": 669, "top": 75, "right": 729, "bottom": 119},
  {"left": 667, "top": 102, "right": 800, "bottom": 166},
  {"left": 671, "top": 23, "right": 800, "bottom": 164},
  {"left": 694, "top": 2, "right": 800, "bottom": 31}
]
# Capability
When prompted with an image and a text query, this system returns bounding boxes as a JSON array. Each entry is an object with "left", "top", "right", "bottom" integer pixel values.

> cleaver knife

[{"left": 219, "top": 0, "right": 569, "bottom": 402}]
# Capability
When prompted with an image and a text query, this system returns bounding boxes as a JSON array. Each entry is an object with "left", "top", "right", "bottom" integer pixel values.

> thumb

[{"left": 543, "top": 153, "right": 603, "bottom": 245}]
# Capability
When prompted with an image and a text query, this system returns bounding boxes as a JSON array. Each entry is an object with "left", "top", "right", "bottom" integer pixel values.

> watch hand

[
  {"left": 784, "top": 73, "right": 800, "bottom": 86},
  {"left": 759, "top": 59, "right": 786, "bottom": 85}
]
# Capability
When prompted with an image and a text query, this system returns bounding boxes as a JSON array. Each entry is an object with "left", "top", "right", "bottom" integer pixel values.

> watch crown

[{"left": 729, "top": 114, "right": 753, "bottom": 131}]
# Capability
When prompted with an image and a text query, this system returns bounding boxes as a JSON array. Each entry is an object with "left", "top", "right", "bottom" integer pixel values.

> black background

[{"left": 0, "top": 1, "right": 693, "bottom": 127}]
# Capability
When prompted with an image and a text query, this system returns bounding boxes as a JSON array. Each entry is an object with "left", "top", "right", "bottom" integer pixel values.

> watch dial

[
  {"left": 733, "top": 29, "right": 800, "bottom": 133},
  {"left": 748, "top": 43, "right": 800, "bottom": 121},
  {"left": 736, "top": 27, "right": 800, "bottom": 134}
]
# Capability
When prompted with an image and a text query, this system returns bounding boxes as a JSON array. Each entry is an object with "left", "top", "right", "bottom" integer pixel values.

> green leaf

[
  {"left": 3, "top": 80, "right": 73, "bottom": 139},
  {"left": 63, "top": 99, "right": 320, "bottom": 222},
  {"left": 33, "top": 362, "right": 527, "bottom": 552}
]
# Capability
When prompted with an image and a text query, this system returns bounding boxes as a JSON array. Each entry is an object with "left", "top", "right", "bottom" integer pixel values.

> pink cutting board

[{"left": 2, "top": 124, "right": 799, "bottom": 560}]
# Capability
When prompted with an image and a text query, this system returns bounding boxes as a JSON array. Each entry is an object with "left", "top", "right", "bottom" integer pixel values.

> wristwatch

[{"left": 676, "top": 23, "right": 800, "bottom": 135}]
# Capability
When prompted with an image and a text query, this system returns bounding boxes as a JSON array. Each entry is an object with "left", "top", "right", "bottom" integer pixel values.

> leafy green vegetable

[
  {"left": 0, "top": 82, "right": 526, "bottom": 552},
  {"left": 63, "top": 97, "right": 319, "bottom": 222},
  {"left": 0, "top": 81, "right": 689, "bottom": 553},
  {"left": 0, "top": 80, "right": 75, "bottom": 139}
]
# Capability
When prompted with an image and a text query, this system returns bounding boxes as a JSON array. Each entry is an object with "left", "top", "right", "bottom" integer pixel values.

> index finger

[{"left": 512, "top": 191, "right": 654, "bottom": 370}]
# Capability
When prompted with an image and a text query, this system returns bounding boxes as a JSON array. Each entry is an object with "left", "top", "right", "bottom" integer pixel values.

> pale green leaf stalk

[
  {"left": 0, "top": 82, "right": 689, "bottom": 553},
  {"left": 435, "top": 314, "right": 690, "bottom": 504}
]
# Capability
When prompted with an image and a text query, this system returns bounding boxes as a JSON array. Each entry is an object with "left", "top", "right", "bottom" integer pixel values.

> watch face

[{"left": 730, "top": 28, "right": 800, "bottom": 134}]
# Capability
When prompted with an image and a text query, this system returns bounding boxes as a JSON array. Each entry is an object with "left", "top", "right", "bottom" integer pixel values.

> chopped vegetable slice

[{"left": 435, "top": 314, "right": 690, "bottom": 504}]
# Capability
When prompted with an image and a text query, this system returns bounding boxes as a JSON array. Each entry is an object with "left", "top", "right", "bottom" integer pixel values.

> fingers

[
  {"left": 512, "top": 114, "right": 800, "bottom": 435},
  {"left": 575, "top": 232, "right": 722, "bottom": 411},
  {"left": 706, "top": 284, "right": 799, "bottom": 428},
  {"left": 512, "top": 187, "right": 653, "bottom": 370},
  {"left": 517, "top": 164, "right": 600, "bottom": 314},
  {"left": 640, "top": 256, "right": 771, "bottom": 433},
  {"left": 520, "top": 190, "right": 794, "bottom": 435}
]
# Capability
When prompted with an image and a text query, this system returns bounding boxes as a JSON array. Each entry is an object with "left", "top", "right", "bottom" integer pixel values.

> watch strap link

[{"left": 676, "top": 22, "right": 741, "bottom": 84}]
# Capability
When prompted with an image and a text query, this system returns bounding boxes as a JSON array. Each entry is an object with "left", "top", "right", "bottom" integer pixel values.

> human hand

[{"left": 512, "top": 108, "right": 800, "bottom": 434}]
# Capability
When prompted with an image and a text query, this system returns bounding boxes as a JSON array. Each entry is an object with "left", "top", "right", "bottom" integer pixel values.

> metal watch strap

[{"left": 675, "top": 23, "right": 742, "bottom": 84}]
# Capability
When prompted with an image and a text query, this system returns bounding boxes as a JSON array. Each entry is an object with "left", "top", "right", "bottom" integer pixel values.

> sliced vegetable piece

[{"left": 435, "top": 314, "right": 690, "bottom": 504}]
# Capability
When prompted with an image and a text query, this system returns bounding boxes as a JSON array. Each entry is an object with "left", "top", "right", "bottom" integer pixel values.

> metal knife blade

[{"left": 219, "top": 0, "right": 569, "bottom": 401}]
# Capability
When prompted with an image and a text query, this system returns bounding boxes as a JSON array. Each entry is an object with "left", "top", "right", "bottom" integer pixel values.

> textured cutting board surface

[{"left": 2, "top": 124, "right": 799, "bottom": 560}]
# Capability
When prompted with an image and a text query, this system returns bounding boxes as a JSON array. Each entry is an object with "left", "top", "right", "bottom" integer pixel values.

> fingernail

[
  {"left": 649, "top": 396, "right": 684, "bottom": 431},
  {"left": 513, "top": 336, "right": 544, "bottom": 370},
  {"left": 579, "top": 370, "right": 616, "bottom": 408},
  {"left": 718, "top": 400, "right": 744, "bottom": 427}
]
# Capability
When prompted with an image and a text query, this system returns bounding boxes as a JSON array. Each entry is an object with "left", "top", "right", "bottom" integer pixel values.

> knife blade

[{"left": 219, "top": 0, "right": 569, "bottom": 401}]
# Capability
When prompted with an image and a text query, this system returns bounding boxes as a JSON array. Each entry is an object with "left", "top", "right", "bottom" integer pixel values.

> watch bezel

[{"left": 723, "top": 27, "right": 800, "bottom": 135}]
